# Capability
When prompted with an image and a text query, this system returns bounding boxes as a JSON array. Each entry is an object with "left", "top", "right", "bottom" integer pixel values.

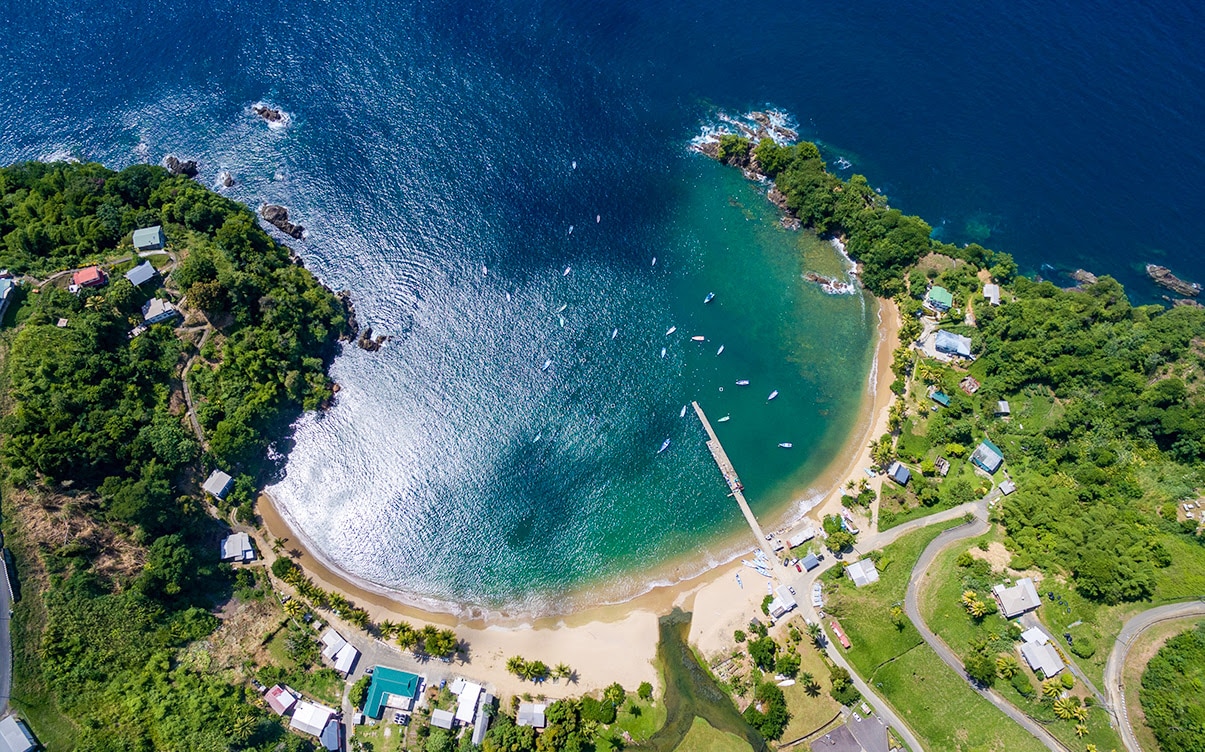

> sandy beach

[{"left": 254, "top": 295, "right": 902, "bottom": 694}]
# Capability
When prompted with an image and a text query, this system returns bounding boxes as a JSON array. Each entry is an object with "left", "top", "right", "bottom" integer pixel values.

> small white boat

[
  {"left": 658, "top": 438, "right": 671, "bottom": 454},
  {"left": 556, "top": 304, "right": 567, "bottom": 313},
  {"left": 572, "top": 160, "right": 577, "bottom": 170},
  {"left": 680, "top": 405, "right": 687, "bottom": 418},
  {"left": 596, "top": 214, "right": 601, "bottom": 223},
  {"left": 611, "top": 328, "right": 618, "bottom": 339},
  {"left": 779, "top": 442, "right": 793, "bottom": 448},
  {"left": 691, "top": 335, "right": 705, "bottom": 342},
  {"left": 768, "top": 390, "right": 779, "bottom": 401},
  {"left": 651, "top": 257, "right": 657, "bottom": 266},
  {"left": 505, "top": 292, "right": 511, "bottom": 302},
  {"left": 533, "top": 433, "right": 542, "bottom": 443},
  {"left": 559, "top": 316, "right": 565, "bottom": 327},
  {"left": 482, "top": 265, "right": 488, "bottom": 276},
  {"left": 736, "top": 379, "right": 750, "bottom": 386},
  {"left": 716, "top": 345, "right": 725, "bottom": 355},
  {"left": 718, "top": 415, "right": 730, "bottom": 422},
  {"left": 735, "top": 574, "right": 743, "bottom": 589},
  {"left": 661, "top": 347, "right": 667, "bottom": 358},
  {"left": 541, "top": 359, "right": 552, "bottom": 371},
  {"left": 704, "top": 292, "right": 715, "bottom": 304},
  {"left": 563, "top": 266, "right": 571, "bottom": 276},
  {"left": 568, "top": 225, "right": 574, "bottom": 236},
  {"left": 666, "top": 326, "right": 677, "bottom": 335}
]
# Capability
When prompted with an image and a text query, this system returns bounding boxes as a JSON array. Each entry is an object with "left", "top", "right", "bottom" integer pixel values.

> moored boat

[
  {"left": 768, "top": 390, "right": 779, "bottom": 400},
  {"left": 736, "top": 379, "right": 750, "bottom": 386},
  {"left": 703, "top": 292, "right": 715, "bottom": 304},
  {"left": 658, "top": 438, "right": 671, "bottom": 453}
]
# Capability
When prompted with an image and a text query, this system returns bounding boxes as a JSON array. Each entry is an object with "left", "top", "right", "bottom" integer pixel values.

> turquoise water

[{"left": 267, "top": 157, "right": 875, "bottom": 613}]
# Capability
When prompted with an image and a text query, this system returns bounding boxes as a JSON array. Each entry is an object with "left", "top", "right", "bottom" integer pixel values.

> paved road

[
  {"left": 902, "top": 500, "right": 1071, "bottom": 752},
  {"left": 1103, "top": 601, "right": 1205, "bottom": 752}
]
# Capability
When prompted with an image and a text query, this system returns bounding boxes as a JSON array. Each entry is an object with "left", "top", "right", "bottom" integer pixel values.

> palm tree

[
  {"left": 379, "top": 619, "right": 399, "bottom": 639},
  {"left": 806, "top": 622, "right": 823, "bottom": 647},
  {"left": 1073, "top": 705, "right": 1089, "bottom": 723},
  {"left": 1085, "top": 744, "right": 1098, "bottom": 752},
  {"left": 228, "top": 714, "right": 257, "bottom": 743},
  {"left": 1053, "top": 696, "right": 1079, "bottom": 720},
  {"left": 283, "top": 599, "right": 305, "bottom": 620},
  {"left": 396, "top": 624, "right": 419, "bottom": 652},
  {"left": 969, "top": 599, "right": 988, "bottom": 619},
  {"left": 507, "top": 656, "right": 527, "bottom": 678},
  {"left": 1075, "top": 724, "right": 1088, "bottom": 739},
  {"left": 555, "top": 663, "right": 572, "bottom": 681},
  {"left": 801, "top": 672, "right": 820, "bottom": 697},
  {"left": 1042, "top": 678, "right": 1064, "bottom": 700},
  {"left": 996, "top": 654, "right": 1020, "bottom": 678}
]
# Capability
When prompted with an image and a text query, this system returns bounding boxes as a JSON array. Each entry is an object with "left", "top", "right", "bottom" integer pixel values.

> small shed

[
  {"left": 132, "top": 225, "right": 166, "bottom": 251},
  {"left": 887, "top": 461, "right": 911, "bottom": 486},
  {"left": 203, "top": 470, "right": 234, "bottom": 499},
  {"left": 996, "top": 400, "right": 1011, "bottom": 416},
  {"left": 925, "top": 286, "right": 954, "bottom": 312},
  {"left": 516, "top": 702, "right": 546, "bottom": 728},
  {"left": 930, "top": 390, "right": 951, "bottom": 407},
  {"left": 431, "top": 709, "right": 456, "bottom": 730},
  {"left": 983, "top": 283, "right": 1001, "bottom": 306},
  {"left": 141, "top": 297, "right": 179, "bottom": 324},
  {"left": 125, "top": 260, "right": 157, "bottom": 287},
  {"left": 1000, "top": 479, "right": 1017, "bottom": 495},
  {"left": 935, "top": 330, "right": 973, "bottom": 358},
  {"left": 0, "top": 278, "right": 14, "bottom": 322},
  {"left": 472, "top": 693, "right": 495, "bottom": 746},
  {"left": 265, "top": 685, "right": 297, "bottom": 716},
  {"left": 220, "top": 532, "right": 256, "bottom": 562},
  {"left": 846, "top": 558, "right": 879, "bottom": 588},
  {"left": 0, "top": 716, "right": 37, "bottom": 752},
  {"left": 971, "top": 439, "right": 1005, "bottom": 474},
  {"left": 72, "top": 266, "right": 107, "bottom": 288},
  {"left": 801, "top": 553, "right": 821, "bottom": 571}
]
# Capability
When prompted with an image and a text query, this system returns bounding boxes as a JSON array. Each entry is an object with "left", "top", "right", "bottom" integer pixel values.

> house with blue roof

[
  {"left": 971, "top": 439, "right": 1004, "bottom": 474},
  {"left": 364, "top": 666, "right": 422, "bottom": 719},
  {"left": 887, "top": 461, "right": 911, "bottom": 486}
]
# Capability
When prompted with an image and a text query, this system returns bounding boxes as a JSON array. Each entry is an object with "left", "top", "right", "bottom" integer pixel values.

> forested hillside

[{"left": 0, "top": 160, "right": 347, "bottom": 751}]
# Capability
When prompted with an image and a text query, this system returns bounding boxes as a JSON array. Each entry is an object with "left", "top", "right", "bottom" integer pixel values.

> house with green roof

[
  {"left": 925, "top": 285, "right": 954, "bottom": 312},
  {"left": 364, "top": 666, "right": 422, "bottom": 719},
  {"left": 971, "top": 438, "right": 1004, "bottom": 474}
]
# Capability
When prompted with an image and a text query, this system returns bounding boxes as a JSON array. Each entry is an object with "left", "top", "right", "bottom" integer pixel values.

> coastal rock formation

[
  {"left": 356, "top": 325, "right": 389, "bottom": 352},
  {"left": 1172, "top": 298, "right": 1204, "bottom": 309},
  {"left": 1147, "top": 264, "right": 1201, "bottom": 297},
  {"left": 1071, "top": 269, "right": 1098, "bottom": 286},
  {"left": 163, "top": 155, "right": 199, "bottom": 177},
  {"left": 804, "top": 271, "right": 856, "bottom": 295},
  {"left": 217, "top": 170, "right": 235, "bottom": 188},
  {"left": 260, "top": 204, "right": 305, "bottom": 239},
  {"left": 336, "top": 290, "right": 360, "bottom": 342},
  {"left": 253, "top": 104, "right": 284, "bottom": 123}
]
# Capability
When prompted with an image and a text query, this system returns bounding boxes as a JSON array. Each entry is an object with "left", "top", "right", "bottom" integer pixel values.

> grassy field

[
  {"left": 351, "top": 720, "right": 406, "bottom": 751},
  {"left": 1124, "top": 617, "right": 1205, "bottom": 752},
  {"left": 261, "top": 627, "right": 346, "bottom": 705},
  {"left": 824, "top": 523, "right": 1048, "bottom": 752},
  {"left": 918, "top": 531, "right": 1124, "bottom": 752},
  {"left": 776, "top": 624, "right": 844, "bottom": 741},
  {"left": 676, "top": 718, "right": 755, "bottom": 752},
  {"left": 594, "top": 693, "right": 668, "bottom": 751}
]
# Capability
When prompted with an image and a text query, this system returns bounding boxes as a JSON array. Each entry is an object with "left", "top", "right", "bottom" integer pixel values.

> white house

[
  {"left": 992, "top": 577, "right": 1041, "bottom": 618},
  {"left": 846, "top": 559, "right": 879, "bottom": 588},
  {"left": 141, "top": 297, "right": 180, "bottom": 325},
  {"left": 220, "top": 532, "right": 256, "bottom": 562},
  {"left": 290, "top": 701, "right": 336, "bottom": 737},
  {"left": 202, "top": 469, "right": 234, "bottom": 499},
  {"left": 125, "top": 260, "right": 157, "bottom": 287}
]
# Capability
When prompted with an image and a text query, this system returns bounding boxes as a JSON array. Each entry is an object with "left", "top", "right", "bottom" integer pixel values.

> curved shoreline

[{"left": 255, "top": 294, "right": 899, "bottom": 634}]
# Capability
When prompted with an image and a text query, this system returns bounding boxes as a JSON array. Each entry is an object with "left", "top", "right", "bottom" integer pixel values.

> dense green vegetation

[
  {"left": 1139, "top": 623, "right": 1205, "bottom": 752},
  {"left": 0, "top": 161, "right": 351, "bottom": 750}
]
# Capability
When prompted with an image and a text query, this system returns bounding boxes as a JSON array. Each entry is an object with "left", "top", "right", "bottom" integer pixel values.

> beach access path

[{"left": 1103, "top": 600, "right": 1205, "bottom": 752}]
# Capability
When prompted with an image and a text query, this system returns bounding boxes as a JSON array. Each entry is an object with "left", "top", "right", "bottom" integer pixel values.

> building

[
  {"left": 517, "top": 702, "right": 546, "bottom": 728},
  {"left": 72, "top": 265, "right": 107, "bottom": 288},
  {"left": 319, "top": 718, "right": 342, "bottom": 752},
  {"left": 789, "top": 528, "right": 816, "bottom": 548},
  {"left": 768, "top": 585, "right": 799, "bottom": 619},
  {"left": 929, "top": 390, "right": 951, "bottom": 407},
  {"left": 141, "top": 297, "right": 180, "bottom": 324},
  {"left": 887, "top": 461, "right": 910, "bottom": 486},
  {"left": 220, "top": 531, "right": 256, "bottom": 562},
  {"left": 472, "top": 693, "right": 494, "bottom": 746},
  {"left": 0, "top": 716, "right": 38, "bottom": 752},
  {"left": 1019, "top": 627, "right": 1065, "bottom": 677},
  {"left": 960, "top": 376, "right": 981, "bottom": 394},
  {"left": 925, "top": 286, "right": 954, "bottom": 312},
  {"left": 934, "top": 330, "right": 973, "bottom": 359},
  {"left": 431, "top": 709, "right": 456, "bottom": 730},
  {"left": 830, "top": 621, "right": 852, "bottom": 649},
  {"left": 290, "top": 701, "right": 336, "bottom": 737},
  {"left": 1000, "top": 479, "right": 1017, "bottom": 495},
  {"left": 996, "top": 400, "right": 1011, "bottom": 416},
  {"left": 801, "top": 552, "right": 821, "bottom": 571},
  {"left": 451, "top": 678, "right": 484, "bottom": 724},
  {"left": 0, "top": 278, "right": 14, "bottom": 323},
  {"left": 846, "top": 559, "right": 879, "bottom": 588},
  {"left": 265, "top": 685, "right": 298, "bottom": 716},
  {"left": 319, "top": 628, "right": 360, "bottom": 675},
  {"left": 364, "top": 666, "right": 421, "bottom": 719},
  {"left": 971, "top": 439, "right": 1005, "bottom": 474},
  {"left": 934, "top": 457, "right": 951, "bottom": 476},
  {"left": 132, "top": 225, "right": 166, "bottom": 251},
  {"left": 992, "top": 577, "right": 1041, "bottom": 618},
  {"left": 203, "top": 469, "right": 234, "bottom": 499},
  {"left": 983, "top": 283, "right": 1001, "bottom": 306},
  {"left": 125, "top": 260, "right": 158, "bottom": 286}
]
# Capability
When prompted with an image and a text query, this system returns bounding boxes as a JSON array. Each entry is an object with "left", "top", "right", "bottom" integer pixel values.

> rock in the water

[
  {"left": 163, "top": 155, "right": 198, "bottom": 177},
  {"left": 1146, "top": 264, "right": 1201, "bottom": 297},
  {"left": 253, "top": 104, "right": 284, "bottom": 122},
  {"left": 1071, "top": 269, "right": 1098, "bottom": 286},
  {"left": 1173, "top": 298, "right": 1204, "bottom": 309},
  {"left": 217, "top": 170, "right": 235, "bottom": 188},
  {"left": 260, "top": 204, "right": 305, "bottom": 239},
  {"left": 356, "top": 325, "right": 389, "bottom": 352}
]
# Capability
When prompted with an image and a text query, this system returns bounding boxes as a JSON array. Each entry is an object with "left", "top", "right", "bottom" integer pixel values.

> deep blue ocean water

[{"left": 3, "top": 0, "right": 1202, "bottom": 611}]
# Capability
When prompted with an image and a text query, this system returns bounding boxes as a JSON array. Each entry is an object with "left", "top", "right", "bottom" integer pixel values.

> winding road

[
  {"left": 902, "top": 497, "right": 1072, "bottom": 752},
  {"left": 1103, "top": 600, "right": 1205, "bottom": 752}
]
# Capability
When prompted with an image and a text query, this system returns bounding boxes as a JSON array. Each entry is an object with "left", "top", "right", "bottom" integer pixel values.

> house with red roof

[{"left": 72, "top": 266, "right": 107, "bottom": 288}]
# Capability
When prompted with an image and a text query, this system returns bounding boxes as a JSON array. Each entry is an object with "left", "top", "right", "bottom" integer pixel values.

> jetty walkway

[{"left": 691, "top": 401, "right": 779, "bottom": 563}]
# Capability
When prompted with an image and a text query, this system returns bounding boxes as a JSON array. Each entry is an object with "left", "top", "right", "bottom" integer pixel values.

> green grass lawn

[
  {"left": 676, "top": 717, "right": 754, "bottom": 752},
  {"left": 351, "top": 720, "right": 406, "bottom": 751},
  {"left": 777, "top": 631, "right": 844, "bottom": 741},
  {"left": 260, "top": 627, "right": 346, "bottom": 706},
  {"left": 592, "top": 692, "right": 669, "bottom": 752}
]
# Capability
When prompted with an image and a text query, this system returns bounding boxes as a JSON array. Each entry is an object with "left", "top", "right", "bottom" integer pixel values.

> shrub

[
  {"left": 1069, "top": 638, "right": 1096, "bottom": 659},
  {"left": 733, "top": 629, "right": 746, "bottom": 643},
  {"left": 1011, "top": 670, "right": 1036, "bottom": 697},
  {"left": 637, "top": 682, "right": 653, "bottom": 701},
  {"left": 580, "top": 696, "right": 616, "bottom": 725}
]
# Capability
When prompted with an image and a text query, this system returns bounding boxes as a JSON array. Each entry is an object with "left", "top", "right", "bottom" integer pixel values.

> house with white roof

[
  {"left": 992, "top": 577, "right": 1041, "bottom": 618},
  {"left": 846, "top": 559, "right": 879, "bottom": 588},
  {"left": 517, "top": 702, "right": 546, "bottom": 728},
  {"left": 220, "top": 531, "right": 256, "bottom": 562},
  {"left": 290, "top": 701, "right": 336, "bottom": 737},
  {"left": 320, "top": 628, "right": 360, "bottom": 675},
  {"left": 0, "top": 716, "right": 37, "bottom": 752},
  {"left": 452, "top": 679, "right": 484, "bottom": 724},
  {"left": 1019, "top": 626, "right": 1065, "bottom": 678}
]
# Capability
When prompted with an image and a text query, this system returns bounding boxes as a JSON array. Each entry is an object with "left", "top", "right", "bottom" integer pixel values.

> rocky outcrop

[
  {"left": 260, "top": 204, "right": 305, "bottom": 239},
  {"left": 335, "top": 290, "right": 359, "bottom": 342},
  {"left": 217, "top": 170, "right": 235, "bottom": 188},
  {"left": 804, "top": 271, "right": 856, "bottom": 295},
  {"left": 1147, "top": 264, "right": 1201, "bottom": 297},
  {"left": 163, "top": 155, "right": 198, "bottom": 177},
  {"left": 1071, "top": 269, "right": 1098, "bottom": 286},
  {"left": 1172, "top": 298, "right": 1204, "bottom": 309},
  {"left": 253, "top": 104, "right": 284, "bottom": 123},
  {"left": 356, "top": 326, "right": 389, "bottom": 352}
]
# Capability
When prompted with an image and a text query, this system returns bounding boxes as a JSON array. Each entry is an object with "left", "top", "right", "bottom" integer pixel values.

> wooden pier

[{"left": 692, "top": 401, "right": 780, "bottom": 564}]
